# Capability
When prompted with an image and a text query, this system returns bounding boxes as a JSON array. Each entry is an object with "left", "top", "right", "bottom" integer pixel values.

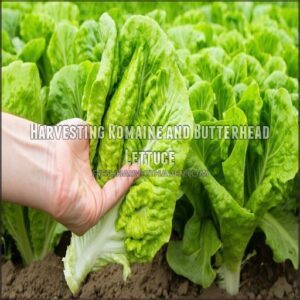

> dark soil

[{"left": 1, "top": 234, "right": 299, "bottom": 299}]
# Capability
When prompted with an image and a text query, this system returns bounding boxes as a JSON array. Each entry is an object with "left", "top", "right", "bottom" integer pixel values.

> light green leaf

[
  {"left": 2, "top": 205, "right": 34, "bottom": 265},
  {"left": 63, "top": 204, "right": 130, "bottom": 295},
  {"left": 2, "top": 30, "right": 15, "bottom": 53},
  {"left": 28, "top": 209, "right": 65, "bottom": 259},
  {"left": 20, "top": 13, "right": 55, "bottom": 42},
  {"left": 85, "top": 13, "right": 119, "bottom": 163},
  {"left": 2, "top": 61, "right": 42, "bottom": 122},
  {"left": 254, "top": 29, "right": 281, "bottom": 55},
  {"left": 265, "top": 56, "right": 287, "bottom": 75},
  {"left": 189, "top": 81, "right": 215, "bottom": 115},
  {"left": 47, "top": 22, "right": 78, "bottom": 73},
  {"left": 218, "top": 30, "right": 245, "bottom": 56},
  {"left": 259, "top": 209, "right": 298, "bottom": 268},
  {"left": 46, "top": 61, "right": 94, "bottom": 124},
  {"left": 282, "top": 45, "right": 298, "bottom": 78},
  {"left": 2, "top": 8, "right": 20, "bottom": 38},
  {"left": 222, "top": 107, "right": 248, "bottom": 205},
  {"left": 34, "top": 2, "right": 79, "bottom": 25},
  {"left": 247, "top": 88, "right": 298, "bottom": 215},
  {"left": 18, "top": 38, "right": 45, "bottom": 63},
  {"left": 238, "top": 82, "right": 263, "bottom": 125},
  {"left": 168, "top": 25, "right": 206, "bottom": 53},
  {"left": 2, "top": 50, "right": 17, "bottom": 66},
  {"left": 75, "top": 20, "right": 102, "bottom": 63},
  {"left": 212, "top": 74, "right": 235, "bottom": 119},
  {"left": 167, "top": 220, "right": 222, "bottom": 288},
  {"left": 264, "top": 71, "right": 298, "bottom": 93}
]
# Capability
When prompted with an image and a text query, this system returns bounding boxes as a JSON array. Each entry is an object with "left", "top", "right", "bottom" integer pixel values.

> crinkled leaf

[
  {"left": 85, "top": 13, "right": 119, "bottom": 163},
  {"left": 2, "top": 61, "right": 42, "bottom": 122}
]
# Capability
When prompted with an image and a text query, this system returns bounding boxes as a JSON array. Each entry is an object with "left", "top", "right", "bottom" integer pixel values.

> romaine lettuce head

[{"left": 63, "top": 15, "right": 193, "bottom": 294}]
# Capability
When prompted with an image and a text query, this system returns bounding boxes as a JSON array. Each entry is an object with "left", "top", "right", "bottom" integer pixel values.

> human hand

[
  {"left": 51, "top": 119, "right": 140, "bottom": 235},
  {"left": 2, "top": 114, "right": 139, "bottom": 235}
]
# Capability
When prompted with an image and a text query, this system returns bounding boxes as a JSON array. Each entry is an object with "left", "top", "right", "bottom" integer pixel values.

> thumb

[{"left": 99, "top": 164, "right": 140, "bottom": 216}]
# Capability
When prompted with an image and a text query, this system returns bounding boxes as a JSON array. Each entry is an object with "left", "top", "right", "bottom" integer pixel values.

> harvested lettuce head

[{"left": 62, "top": 15, "right": 193, "bottom": 293}]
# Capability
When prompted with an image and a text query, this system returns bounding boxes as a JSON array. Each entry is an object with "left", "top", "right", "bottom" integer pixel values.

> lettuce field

[{"left": 2, "top": 1, "right": 299, "bottom": 299}]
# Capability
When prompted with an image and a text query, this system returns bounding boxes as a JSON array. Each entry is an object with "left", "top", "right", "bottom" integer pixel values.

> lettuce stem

[{"left": 223, "top": 261, "right": 241, "bottom": 295}]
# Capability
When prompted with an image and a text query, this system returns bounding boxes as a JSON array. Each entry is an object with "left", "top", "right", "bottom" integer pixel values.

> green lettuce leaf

[
  {"left": 20, "top": 13, "right": 55, "bottom": 43},
  {"left": 212, "top": 75, "right": 235, "bottom": 119},
  {"left": 263, "top": 71, "right": 298, "bottom": 93},
  {"left": 265, "top": 56, "right": 287, "bottom": 75},
  {"left": 189, "top": 81, "right": 215, "bottom": 115},
  {"left": 168, "top": 25, "right": 206, "bottom": 53},
  {"left": 47, "top": 22, "right": 78, "bottom": 74},
  {"left": 2, "top": 205, "right": 34, "bottom": 265},
  {"left": 85, "top": 13, "right": 119, "bottom": 163},
  {"left": 75, "top": 20, "right": 102, "bottom": 63},
  {"left": 45, "top": 62, "right": 94, "bottom": 124},
  {"left": 28, "top": 209, "right": 65, "bottom": 260},
  {"left": 218, "top": 30, "right": 245, "bottom": 56},
  {"left": 246, "top": 88, "right": 298, "bottom": 215},
  {"left": 2, "top": 8, "right": 20, "bottom": 38},
  {"left": 18, "top": 38, "right": 46, "bottom": 63},
  {"left": 167, "top": 220, "right": 221, "bottom": 288},
  {"left": 282, "top": 45, "right": 298, "bottom": 78},
  {"left": 259, "top": 209, "right": 298, "bottom": 269},
  {"left": 34, "top": 2, "right": 79, "bottom": 25},
  {"left": 2, "top": 30, "right": 15, "bottom": 53},
  {"left": 2, "top": 61, "right": 42, "bottom": 122},
  {"left": 2, "top": 50, "right": 17, "bottom": 67}
]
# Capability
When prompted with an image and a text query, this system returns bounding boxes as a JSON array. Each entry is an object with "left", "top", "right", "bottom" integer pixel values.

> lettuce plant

[{"left": 46, "top": 15, "right": 193, "bottom": 294}]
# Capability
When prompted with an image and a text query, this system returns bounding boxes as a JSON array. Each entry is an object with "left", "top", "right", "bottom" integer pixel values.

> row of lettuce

[{"left": 2, "top": 1, "right": 298, "bottom": 296}]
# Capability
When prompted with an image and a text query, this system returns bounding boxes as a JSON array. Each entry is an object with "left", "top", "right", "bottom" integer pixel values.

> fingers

[
  {"left": 100, "top": 164, "right": 140, "bottom": 216},
  {"left": 66, "top": 164, "right": 139, "bottom": 236}
]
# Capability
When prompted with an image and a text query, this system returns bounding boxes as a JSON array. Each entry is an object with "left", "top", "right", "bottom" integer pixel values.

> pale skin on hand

[{"left": 2, "top": 113, "right": 140, "bottom": 235}]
